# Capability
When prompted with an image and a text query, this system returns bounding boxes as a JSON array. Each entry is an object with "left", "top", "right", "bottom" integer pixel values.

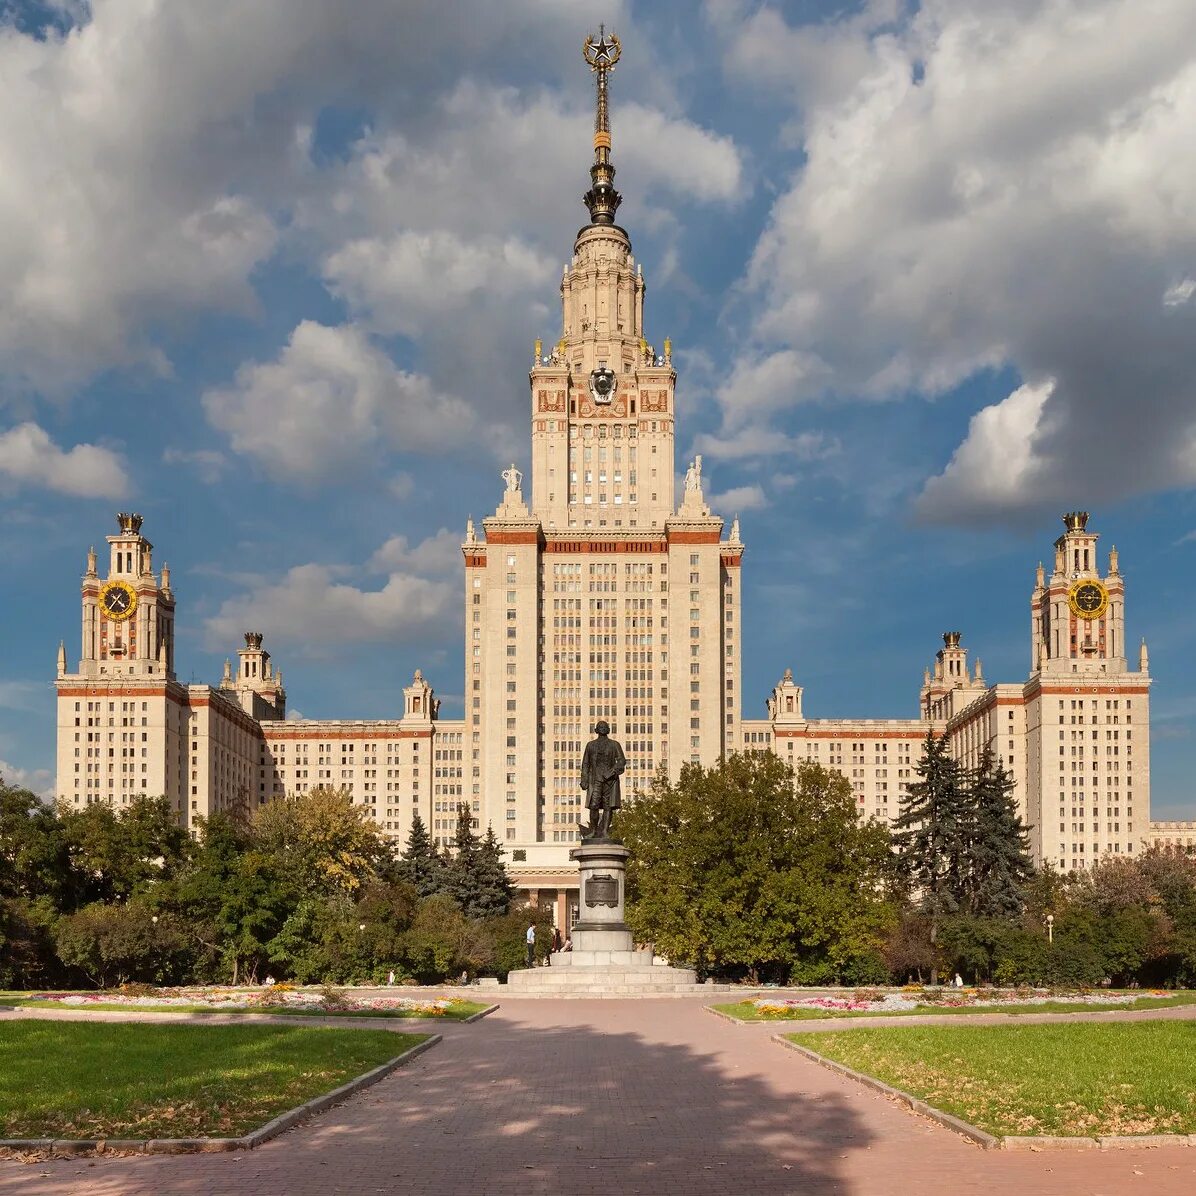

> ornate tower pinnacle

[{"left": 582, "top": 25, "right": 622, "bottom": 226}]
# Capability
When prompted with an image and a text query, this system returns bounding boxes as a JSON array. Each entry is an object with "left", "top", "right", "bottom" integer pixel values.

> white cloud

[
  {"left": 202, "top": 321, "right": 479, "bottom": 480},
  {"left": 0, "top": 422, "right": 128, "bottom": 497},
  {"left": 324, "top": 230, "right": 554, "bottom": 340},
  {"left": 368, "top": 528, "right": 462, "bottom": 577},
  {"left": 1164, "top": 279, "right": 1196, "bottom": 307},
  {"left": 204, "top": 561, "right": 455, "bottom": 653},
  {"left": 916, "top": 381, "right": 1054, "bottom": 522},
  {"left": 0, "top": 757, "right": 54, "bottom": 799},
  {"left": 693, "top": 424, "right": 839, "bottom": 462},
  {"left": 0, "top": 1, "right": 606, "bottom": 392},
  {"left": 709, "top": 484, "right": 768, "bottom": 513},
  {"left": 723, "top": 0, "right": 1196, "bottom": 520}
]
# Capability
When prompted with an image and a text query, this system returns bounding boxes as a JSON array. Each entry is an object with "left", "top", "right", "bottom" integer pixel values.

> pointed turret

[
  {"left": 57, "top": 640, "right": 66, "bottom": 677},
  {"left": 1140, "top": 638, "right": 1149, "bottom": 673}
]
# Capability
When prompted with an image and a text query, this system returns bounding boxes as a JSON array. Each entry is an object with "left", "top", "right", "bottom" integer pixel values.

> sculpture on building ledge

[
  {"left": 579, "top": 720, "right": 626, "bottom": 840},
  {"left": 501, "top": 464, "right": 523, "bottom": 494},
  {"left": 684, "top": 454, "right": 703, "bottom": 494}
]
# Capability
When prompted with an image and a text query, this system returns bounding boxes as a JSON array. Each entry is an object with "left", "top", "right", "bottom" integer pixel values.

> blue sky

[{"left": 3, "top": 0, "right": 1196, "bottom": 817}]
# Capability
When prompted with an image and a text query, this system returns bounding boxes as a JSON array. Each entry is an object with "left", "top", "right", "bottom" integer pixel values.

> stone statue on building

[
  {"left": 579, "top": 720, "right": 626, "bottom": 840},
  {"left": 684, "top": 454, "right": 703, "bottom": 493}
]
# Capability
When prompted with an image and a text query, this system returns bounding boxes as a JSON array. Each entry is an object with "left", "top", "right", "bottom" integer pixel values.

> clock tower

[
  {"left": 77, "top": 512, "right": 176, "bottom": 680},
  {"left": 1032, "top": 511, "right": 1126, "bottom": 676}
]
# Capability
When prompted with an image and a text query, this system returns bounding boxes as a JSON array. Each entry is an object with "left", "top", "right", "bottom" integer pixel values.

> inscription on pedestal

[{"left": 584, "top": 873, "right": 619, "bottom": 908}]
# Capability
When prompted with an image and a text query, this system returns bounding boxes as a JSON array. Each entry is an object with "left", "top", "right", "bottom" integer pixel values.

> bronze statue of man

[{"left": 579, "top": 720, "right": 626, "bottom": 840}]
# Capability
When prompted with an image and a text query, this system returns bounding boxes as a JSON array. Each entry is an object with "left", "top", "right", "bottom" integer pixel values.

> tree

[
  {"left": 172, "top": 813, "right": 296, "bottom": 984},
  {"left": 394, "top": 812, "right": 444, "bottom": 897},
  {"left": 54, "top": 900, "right": 191, "bottom": 988},
  {"left": 440, "top": 805, "right": 513, "bottom": 920},
  {"left": 474, "top": 825, "right": 516, "bottom": 920},
  {"left": 0, "top": 781, "right": 71, "bottom": 905},
  {"left": 619, "top": 753, "right": 895, "bottom": 983},
  {"left": 400, "top": 894, "right": 493, "bottom": 983},
  {"left": 57, "top": 795, "right": 191, "bottom": 907},
  {"left": 252, "top": 787, "right": 388, "bottom": 898},
  {"left": 893, "top": 732, "right": 970, "bottom": 981},
  {"left": 967, "top": 747, "right": 1035, "bottom": 918}
]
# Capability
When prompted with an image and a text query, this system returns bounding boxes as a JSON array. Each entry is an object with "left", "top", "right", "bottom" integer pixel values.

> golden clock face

[
  {"left": 99, "top": 580, "right": 137, "bottom": 622},
  {"left": 1068, "top": 578, "right": 1108, "bottom": 620}
]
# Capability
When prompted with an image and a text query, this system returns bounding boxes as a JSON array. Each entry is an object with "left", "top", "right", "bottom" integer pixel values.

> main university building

[{"left": 54, "top": 35, "right": 1196, "bottom": 927}]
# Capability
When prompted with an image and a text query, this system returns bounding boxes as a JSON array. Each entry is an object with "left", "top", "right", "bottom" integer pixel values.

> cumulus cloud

[
  {"left": 202, "top": 321, "right": 479, "bottom": 481},
  {"left": 0, "top": 422, "right": 128, "bottom": 497},
  {"left": 204, "top": 561, "right": 455, "bottom": 653},
  {"left": 0, "top": 0, "right": 623, "bottom": 393},
  {"left": 368, "top": 528, "right": 462, "bottom": 577},
  {"left": 709, "top": 484, "right": 768, "bottom": 513},
  {"left": 0, "top": 757, "right": 54, "bottom": 799},
  {"left": 324, "top": 230, "right": 555, "bottom": 340},
  {"left": 721, "top": 0, "right": 1196, "bottom": 521},
  {"left": 916, "top": 381, "right": 1055, "bottom": 522},
  {"left": 204, "top": 528, "right": 465, "bottom": 653}
]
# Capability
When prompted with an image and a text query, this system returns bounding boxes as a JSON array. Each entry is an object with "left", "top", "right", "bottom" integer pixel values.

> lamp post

[{"left": 1046, "top": 913, "right": 1054, "bottom": 944}]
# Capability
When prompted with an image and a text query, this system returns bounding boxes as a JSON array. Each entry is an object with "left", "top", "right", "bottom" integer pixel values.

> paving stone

[{"left": 2, "top": 1000, "right": 1195, "bottom": 1195}]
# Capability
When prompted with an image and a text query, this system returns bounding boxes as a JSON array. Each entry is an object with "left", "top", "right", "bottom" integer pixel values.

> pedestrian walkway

[{"left": 2, "top": 998, "right": 1194, "bottom": 1195}]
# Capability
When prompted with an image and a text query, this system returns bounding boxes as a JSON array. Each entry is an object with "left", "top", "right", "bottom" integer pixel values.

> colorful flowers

[
  {"left": 23, "top": 988, "right": 463, "bottom": 1016},
  {"left": 750, "top": 988, "right": 1176, "bottom": 1018}
]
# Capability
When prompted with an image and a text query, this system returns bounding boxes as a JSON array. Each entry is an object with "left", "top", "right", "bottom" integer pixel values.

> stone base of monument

[{"left": 504, "top": 837, "right": 700, "bottom": 996}]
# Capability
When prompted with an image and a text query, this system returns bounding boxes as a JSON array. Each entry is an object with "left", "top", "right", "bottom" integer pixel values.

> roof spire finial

[{"left": 582, "top": 25, "right": 622, "bottom": 225}]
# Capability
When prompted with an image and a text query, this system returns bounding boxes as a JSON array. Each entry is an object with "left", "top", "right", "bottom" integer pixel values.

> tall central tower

[
  {"left": 466, "top": 30, "right": 744, "bottom": 887},
  {"left": 529, "top": 27, "right": 677, "bottom": 532}
]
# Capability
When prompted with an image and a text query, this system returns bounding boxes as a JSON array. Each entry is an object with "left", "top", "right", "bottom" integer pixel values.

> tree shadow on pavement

[{"left": 0, "top": 1004, "right": 872, "bottom": 1196}]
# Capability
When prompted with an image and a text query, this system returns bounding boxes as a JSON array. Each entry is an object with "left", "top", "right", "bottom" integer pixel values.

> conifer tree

[
  {"left": 893, "top": 731, "right": 970, "bottom": 981},
  {"left": 967, "top": 746, "right": 1035, "bottom": 918},
  {"left": 474, "top": 825, "right": 516, "bottom": 920},
  {"left": 442, "top": 804, "right": 483, "bottom": 915},
  {"left": 395, "top": 812, "right": 444, "bottom": 898}
]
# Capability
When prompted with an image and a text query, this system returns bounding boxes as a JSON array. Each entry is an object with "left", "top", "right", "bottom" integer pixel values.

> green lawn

[
  {"left": 0, "top": 997, "right": 489, "bottom": 1021},
  {"left": 792, "top": 1022, "right": 1196, "bottom": 1137},
  {"left": 0, "top": 1022, "right": 427, "bottom": 1140},
  {"left": 715, "top": 992, "right": 1196, "bottom": 1022}
]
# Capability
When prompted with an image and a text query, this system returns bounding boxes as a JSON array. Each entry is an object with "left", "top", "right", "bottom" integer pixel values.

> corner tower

[{"left": 1024, "top": 512, "right": 1150, "bottom": 870}]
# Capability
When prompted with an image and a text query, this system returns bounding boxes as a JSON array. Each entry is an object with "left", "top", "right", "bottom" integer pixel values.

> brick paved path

[{"left": 3, "top": 999, "right": 1195, "bottom": 1195}]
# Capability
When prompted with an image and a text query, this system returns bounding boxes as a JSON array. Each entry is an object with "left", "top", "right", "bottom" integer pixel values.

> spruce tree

[
  {"left": 442, "top": 804, "right": 484, "bottom": 917},
  {"left": 395, "top": 812, "right": 444, "bottom": 898},
  {"left": 893, "top": 731, "right": 970, "bottom": 981},
  {"left": 474, "top": 825, "right": 516, "bottom": 920},
  {"left": 967, "top": 746, "right": 1035, "bottom": 918}
]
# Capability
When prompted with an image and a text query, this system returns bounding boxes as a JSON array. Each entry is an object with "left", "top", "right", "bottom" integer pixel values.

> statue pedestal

[
  {"left": 568, "top": 839, "right": 635, "bottom": 958},
  {"left": 505, "top": 836, "right": 700, "bottom": 994}
]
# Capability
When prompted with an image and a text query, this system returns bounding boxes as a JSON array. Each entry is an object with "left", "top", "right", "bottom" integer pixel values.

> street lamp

[
  {"left": 1045, "top": 913, "right": 1054, "bottom": 944},
  {"left": 151, "top": 915, "right": 158, "bottom": 926}
]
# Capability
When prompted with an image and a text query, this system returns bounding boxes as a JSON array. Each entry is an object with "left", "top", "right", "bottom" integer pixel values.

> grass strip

[
  {"left": 791, "top": 1021, "right": 1196, "bottom": 1137},
  {"left": 0, "top": 998, "right": 489, "bottom": 1021},
  {"left": 714, "top": 992, "right": 1196, "bottom": 1022},
  {"left": 0, "top": 1021, "right": 426, "bottom": 1139}
]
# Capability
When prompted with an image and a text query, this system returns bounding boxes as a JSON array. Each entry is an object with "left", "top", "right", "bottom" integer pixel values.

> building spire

[{"left": 582, "top": 25, "right": 622, "bottom": 225}]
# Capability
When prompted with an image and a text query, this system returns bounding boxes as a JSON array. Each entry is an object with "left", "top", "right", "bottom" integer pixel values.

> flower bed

[
  {"left": 16, "top": 987, "right": 464, "bottom": 1017},
  {"left": 749, "top": 988, "right": 1177, "bottom": 1019}
]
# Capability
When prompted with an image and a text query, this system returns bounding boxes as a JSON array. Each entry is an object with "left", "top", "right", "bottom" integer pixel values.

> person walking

[
  {"left": 552, "top": 926, "right": 563, "bottom": 955},
  {"left": 525, "top": 922, "right": 536, "bottom": 969}
]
